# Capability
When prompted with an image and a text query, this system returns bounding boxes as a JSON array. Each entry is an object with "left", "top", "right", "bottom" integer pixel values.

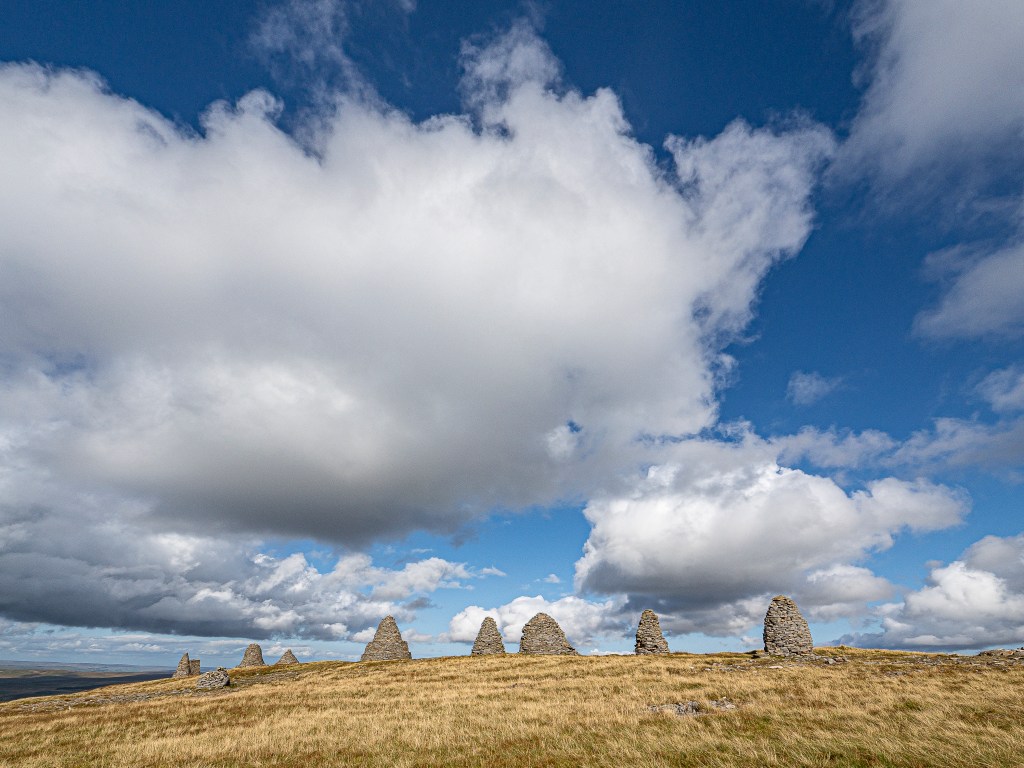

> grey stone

[
  {"left": 471, "top": 617, "right": 506, "bottom": 655},
  {"left": 188, "top": 659, "right": 201, "bottom": 676},
  {"left": 634, "top": 609, "right": 670, "bottom": 655},
  {"left": 275, "top": 649, "right": 300, "bottom": 665},
  {"left": 360, "top": 616, "right": 412, "bottom": 661},
  {"left": 519, "top": 613, "right": 578, "bottom": 655},
  {"left": 172, "top": 653, "right": 191, "bottom": 679},
  {"left": 195, "top": 667, "right": 230, "bottom": 690},
  {"left": 763, "top": 595, "right": 813, "bottom": 656},
  {"left": 237, "top": 643, "right": 267, "bottom": 668}
]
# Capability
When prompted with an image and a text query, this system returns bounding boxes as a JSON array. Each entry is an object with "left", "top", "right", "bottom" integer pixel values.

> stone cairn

[
  {"left": 189, "top": 659, "right": 201, "bottom": 675},
  {"left": 237, "top": 643, "right": 267, "bottom": 668},
  {"left": 360, "top": 616, "right": 413, "bottom": 661},
  {"left": 172, "top": 652, "right": 193, "bottom": 679},
  {"left": 470, "top": 617, "right": 506, "bottom": 655},
  {"left": 763, "top": 595, "right": 813, "bottom": 656},
  {"left": 275, "top": 649, "right": 300, "bottom": 665},
  {"left": 634, "top": 609, "right": 670, "bottom": 655},
  {"left": 196, "top": 667, "right": 230, "bottom": 690},
  {"left": 519, "top": 613, "right": 578, "bottom": 655}
]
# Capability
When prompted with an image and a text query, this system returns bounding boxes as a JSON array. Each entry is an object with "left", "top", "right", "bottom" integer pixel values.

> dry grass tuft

[{"left": 1, "top": 648, "right": 1022, "bottom": 767}]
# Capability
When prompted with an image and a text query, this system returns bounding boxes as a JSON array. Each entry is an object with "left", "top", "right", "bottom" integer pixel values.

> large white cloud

[{"left": 446, "top": 594, "right": 620, "bottom": 649}]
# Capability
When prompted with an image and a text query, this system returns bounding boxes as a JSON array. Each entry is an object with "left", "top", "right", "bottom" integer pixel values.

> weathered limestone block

[
  {"left": 471, "top": 617, "right": 506, "bottom": 655},
  {"left": 519, "top": 613, "right": 578, "bottom": 655},
  {"left": 189, "top": 659, "right": 201, "bottom": 676},
  {"left": 237, "top": 643, "right": 267, "bottom": 668},
  {"left": 275, "top": 649, "right": 300, "bottom": 665},
  {"left": 763, "top": 595, "right": 813, "bottom": 656},
  {"left": 360, "top": 616, "right": 412, "bottom": 661},
  {"left": 634, "top": 609, "right": 670, "bottom": 655},
  {"left": 196, "top": 667, "right": 230, "bottom": 689},
  {"left": 172, "top": 652, "right": 191, "bottom": 679}
]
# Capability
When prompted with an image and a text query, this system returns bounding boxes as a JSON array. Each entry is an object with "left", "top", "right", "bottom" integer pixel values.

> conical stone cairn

[
  {"left": 763, "top": 595, "right": 813, "bottom": 656},
  {"left": 634, "top": 609, "right": 670, "bottom": 655},
  {"left": 519, "top": 613, "right": 578, "bottom": 655},
  {"left": 237, "top": 643, "right": 267, "bottom": 668},
  {"left": 275, "top": 649, "right": 300, "bottom": 665},
  {"left": 172, "top": 652, "right": 192, "bottom": 679},
  {"left": 360, "top": 616, "right": 413, "bottom": 661},
  {"left": 470, "top": 617, "right": 506, "bottom": 655}
]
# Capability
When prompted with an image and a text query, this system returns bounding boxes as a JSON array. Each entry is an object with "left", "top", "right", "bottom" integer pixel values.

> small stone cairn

[
  {"left": 172, "top": 652, "right": 192, "bottom": 679},
  {"left": 470, "top": 617, "right": 506, "bottom": 655},
  {"left": 189, "top": 659, "right": 201, "bottom": 675},
  {"left": 237, "top": 643, "right": 267, "bottom": 668},
  {"left": 519, "top": 613, "right": 578, "bottom": 655},
  {"left": 763, "top": 595, "right": 813, "bottom": 656},
  {"left": 275, "top": 649, "right": 300, "bottom": 665},
  {"left": 196, "top": 667, "right": 230, "bottom": 690},
  {"left": 634, "top": 609, "right": 670, "bottom": 655},
  {"left": 360, "top": 616, "right": 413, "bottom": 661}
]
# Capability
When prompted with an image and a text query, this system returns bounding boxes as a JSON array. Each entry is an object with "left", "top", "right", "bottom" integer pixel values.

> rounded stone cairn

[
  {"left": 196, "top": 667, "right": 230, "bottom": 690},
  {"left": 762, "top": 595, "right": 813, "bottom": 656},
  {"left": 470, "top": 617, "right": 506, "bottom": 655},
  {"left": 237, "top": 643, "right": 267, "bottom": 668},
  {"left": 360, "top": 616, "right": 413, "bottom": 661},
  {"left": 518, "top": 613, "right": 578, "bottom": 656},
  {"left": 172, "top": 652, "right": 192, "bottom": 679},
  {"left": 275, "top": 649, "right": 300, "bottom": 665},
  {"left": 634, "top": 609, "right": 670, "bottom": 655}
]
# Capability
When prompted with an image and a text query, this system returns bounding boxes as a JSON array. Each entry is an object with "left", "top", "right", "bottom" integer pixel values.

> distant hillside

[{"left": 0, "top": 663, "right": 168, "bottom": 703}]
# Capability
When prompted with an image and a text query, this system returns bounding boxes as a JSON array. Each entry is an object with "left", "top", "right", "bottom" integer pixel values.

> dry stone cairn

[
  {"left": 470, "top": 617, "right": 506, "bottom": 655},
  {"left": 519, "top": 612, "right": 578, "bottom": 655},
  {"left": 360, "top": 615, "right": 413, "bottom": 661},
  {"left": 172, "top": 652, "right": 192, "bottom": 679},
  {"left": 763, "top": 595, "right": 813, "bottom": 656},
  {"left": 237, "top": 643, "right": 267, "bottom": 668},
  {"left": 189, "top": 659, "right": 201, "bottom": 675},
  {"left": 196, "top": 667, "right": 230, "bottom": 689},
  {"left": 275, "top": 649, "right": 300, "bottom": 665},
  {"left": 634, "top": 609, "right": 670, "bottom": 655}
]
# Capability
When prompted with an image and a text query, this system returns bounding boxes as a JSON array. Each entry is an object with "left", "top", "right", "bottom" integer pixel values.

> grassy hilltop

[{"left": 1, "top": 648, "right": 1022, "bottom": 767}]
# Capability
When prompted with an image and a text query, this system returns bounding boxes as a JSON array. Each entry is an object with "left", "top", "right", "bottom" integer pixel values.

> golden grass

[{"left": 1, "top": 649, "right": 1022, "bottom": 767}]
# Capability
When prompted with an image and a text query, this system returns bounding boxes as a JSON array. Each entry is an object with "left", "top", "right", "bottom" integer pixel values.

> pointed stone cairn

[
  {"left": 518, "top": 612, "right": 579, "bottom": 655},
  {"left": 275, "top": 649, "right": 300, "bottom": 665},
  {"left": 360, "top": 616, "right": 413, "bottom": 661},
  {"left": 237, "top": 643, "right": 267, "bottom": 668},
  {"left": 189, "top": 659, "right": 201, "bottom": 676},
  {"left": 470, "top": 617, "right": 506, "bottom": 655},
  {"left": 634, "top": 609, "right": 670, "bottom": 655},
  {"left": 172, "top": 652, "right": 192, "bottom": 679},
  {"left": 763, "top": 595, "right": 813, "bottom": 656}
]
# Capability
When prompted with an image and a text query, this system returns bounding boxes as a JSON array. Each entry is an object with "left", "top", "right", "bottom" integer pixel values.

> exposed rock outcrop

[
  {"left": 519, "top": 613, "right": 578, "bottom": 655},
  {"left": 195, "top": 667, "right": 230, "bottom": 689},
  {"left": 275, "top": 649, "right": 300, "bottom": 665},
  {"left": 634, "top": 609, "right": 670, "bottom": 655},
  {"left": 360, "top": 616, "right": 412, "bottom": 661},
  {"left": 172, "top": 653, "right": 191, "bottom": 679},
  {"left": 763, "top": 595, "right": 813, "bottom": 656},
  {"left": 237, "top": 643, "right": 267, "bottom": 668},
  {"left": 188, "top": 659, "right": 201, "bottom": 675},
  {"left": 471, "top": 617, "right": 506, "bottom": 655}
]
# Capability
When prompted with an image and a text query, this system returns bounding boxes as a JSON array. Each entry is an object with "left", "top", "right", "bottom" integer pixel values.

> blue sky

[{"left": 0, "top": 0, "right": 1022, "bottom": 668}]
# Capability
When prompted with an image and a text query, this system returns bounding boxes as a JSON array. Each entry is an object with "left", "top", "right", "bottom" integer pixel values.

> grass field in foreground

[{"left": 1, "top": 648, "right": 1022, "bottom": 767}]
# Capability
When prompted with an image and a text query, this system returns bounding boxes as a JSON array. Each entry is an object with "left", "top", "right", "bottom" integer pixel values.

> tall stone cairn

[
  {"left": 634, "top": 609, "right": 670, "bottom": 655},
  {"left": 172, "top": 652, "right": 192, "bottom": 679},
  {"left": 360, "top": 616, "right": 413, "bottom": 661},
  {"left": 189, "top": 659, "right": 201, "bottom": 676},
  {"left": 519, "top": 613, "right": 579, "bottom": 655},
  {"left": 275, "top": 649, "right": 300, "bottom": 665},
  {"left": 237, "top": 643, "right": 267, "bottom": 668},
  {"left": 470, "top": 617, "right": 506, "bottom": 655},
  {"left": 763, "top": 595, "right": 813, "bottom": 656}
]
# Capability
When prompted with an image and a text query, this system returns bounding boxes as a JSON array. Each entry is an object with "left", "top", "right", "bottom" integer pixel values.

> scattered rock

[
  {"left": 519, "top": 613, "right": 578, "bottom": 656},
  {"left": 471, "top": 617, "right": 506, "bottom": 655},
  {"left": 237, "top": 643, "right": 267, "bottom": 668},
  {"left": 634, "top": 609, "right": 670, "bottom": 655},
  {"left": 195, "top": 667, "right": 230, "bottom": 690},
  {"left": 275, "top": 649, "right": 300, "bottom": 665},
  {"left": 978, "top": 648, "right": 1024, "bottom": 658},
  {"left": 360, "top": 616, "right": 413, "bottom": 661},
  {"left": 172, "top": 653, "right": 191, "bottom": 679},
  {"left": 649, "top": 699, "right": 736, "bottom": 716},
  {"left": 763, "top": 595, "right": 813, "bottom": 656},
  {"left": 188, "top": 659, "right": 201, "bottom": 676}
]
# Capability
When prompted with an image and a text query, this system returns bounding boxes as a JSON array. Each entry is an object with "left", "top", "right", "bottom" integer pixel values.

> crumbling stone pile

[
  {"left": 195, "top": 668, "right": 230, "bottom": 690},
  {"left": 275, "top": 649, "right": 300, "bottom": 665},
  {"left": 471, "top": 617, "right": 506, "bottom": 655},
  {"left": 763, "top": 595, "right": 813, "bottom": 656},
  {"left": 238, "top": 643, "right": 267, "bottom": 668},
  {"left": 519, "top": 613, "right": 578, "bottom": 655},
  {"left": 172, "top": 653, "right": 192, "bottom": 679},
  {"left": 978, "top": 647, "right": 1024, "bottom": 659},
  {"left": 360, "top": 616, "right": 412, "bottom": 661},
  {"left": 635, "top": 609, "right": 670, "bottom": 655}
]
